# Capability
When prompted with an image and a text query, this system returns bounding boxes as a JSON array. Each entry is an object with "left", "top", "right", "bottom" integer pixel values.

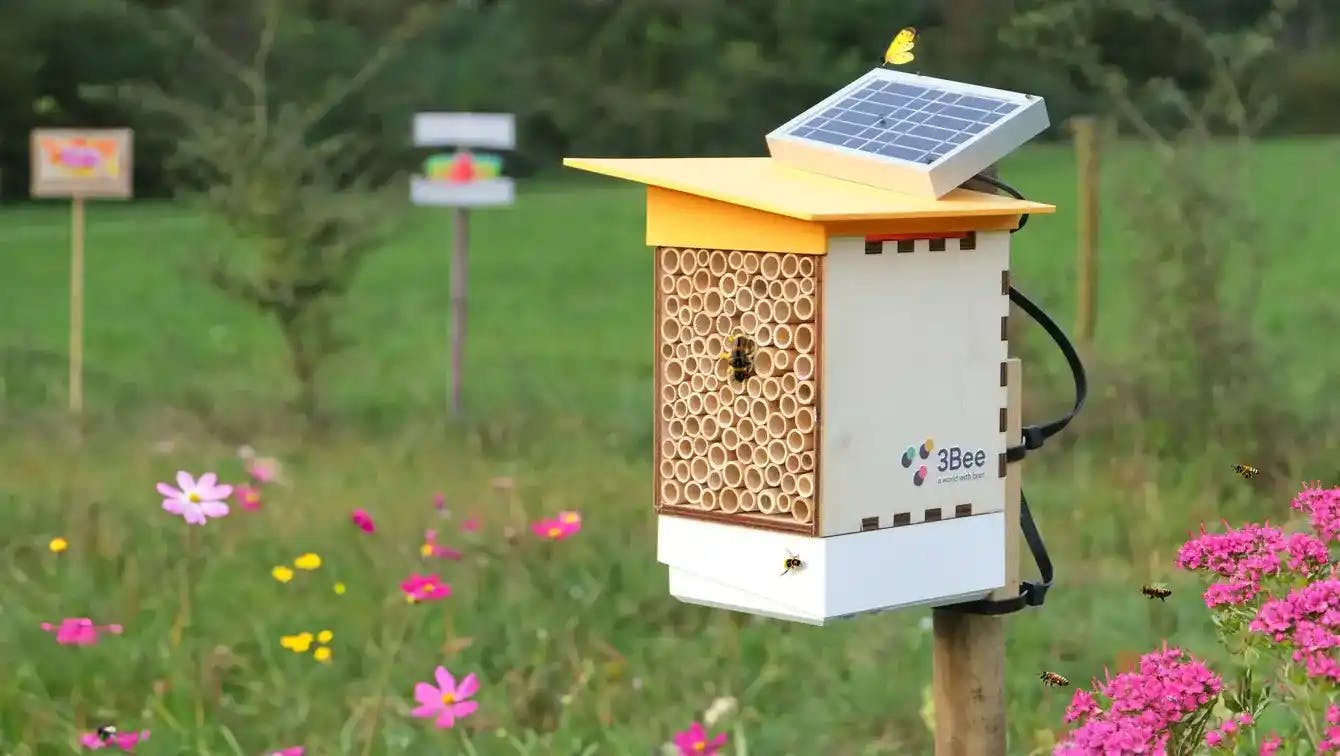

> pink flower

[
  {"left": 267, "top": 748, "right": 303, "bottom": 756},
  {"left": 351, "top": 508, "right": 375, "bottom": 533},
  {"left": 157, "top": 471, "right": 232, "bottom": 525},
  {"left": 80, "top": 729, "right": 149, "bottom": 751},
  {"left": 247, "top": 457, "right": 282, "bottom": 485},
  {"left": 41, "top": 618, "right": 123, "bottom": 646},
  {"left": 460, "top": 516, "right": 481, "bottom": 533},
  {"left": 234, "top": 485, "right": 263, "bottom": 512},
  {"left": 420, "top": 530, "right": 463, "bottom": 561},
  {"left": 1177, "top": 521, "right": 1330, "bottom": 608},
  {"left": 433, "top": 492, "right": 446, "bottom": 511},
  {"left": 1259, "top": 733, "right": 1281, "bottom": 755},
  {"left": 531, "top": 512, "right": 581, "bottom": 541},
  {"left": 1291, "top": 483, "right": 1340, "bottom": 543},
  {"left": 1064, "top": 688, "right": 1101, "bottom": 723},
  {"left": 400, "top": 573, "right": 451, "bottom": 603},
  {"left": 411, "top": 666, "right": 479, "bottom": 728},
  {"left": 557, "top": 510, "right": 582, "bottom": 527},
  {"left": 673, "top": 721, "right": 727, "bottom": 755},
  {"left": 1205, "top": 730, "right": 1222, "bottom": 746}
]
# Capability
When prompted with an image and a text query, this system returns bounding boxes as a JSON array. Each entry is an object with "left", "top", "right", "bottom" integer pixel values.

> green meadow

[{"left": 3, "top": 138, "right": 1340, "bottom": 754}]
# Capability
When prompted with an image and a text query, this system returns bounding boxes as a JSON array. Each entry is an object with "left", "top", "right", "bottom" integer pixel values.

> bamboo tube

[
  {"left": 752, "top": 424, "right": 770, "bottom": 447},
  {"left": 690, "top": 375, "right": 706, "bottom": 393},
  {"left": 748, "top": 397, "right": 770, "bottom": 424},
  {"left": 718, "top": 487, "right": 740, "bottom": 514},
  {"left": 792, "top": 498, "right": 813, "bottom": 523},
  {"left": 700, "top": 414, "right": 720, "bottom": 441},
  {"left": 675, "top": 277, "right": 693, "bottom": 298},
  {"left": 709, "top": 470, "right": 723, "bottom": 491},
  {"left": 721, "top": 427, "right": 741, "bottom": 451},
  {"left": 751, "top": 277, "right": 768, "bottom": 298},
  {"left": 779, "top": 394, "right": 798, "bottom": 418},
  {"left": 753, "top": 323, "right": 772, "bottom": 348},
  {"left": 675, "top": 342, "right": 690, "bottom": 360},
  {"left": 665, "top": 294, "right": 682, "bottom": 317},
  {"left": 661, "top": 402, "right": 675, "bottom": 423},
  {"left": 793, "top": 296, "right": 815, "bottom": 322},
  {"left": 736, "top": 442, "right": 756, "bottom": 467},
  {"left": 704, "top": 375, "right": 719, "bottom": 392},
  {"left": 744, "top": 466, "right": 764, "bottom": 492},
  {"left": 660, "top": 318, "right": 679, "bottom": 343},
  {"left": 703, "top": 391, "right": 721, "bottom": 415},
  {"left": 660, "top": 247, "right": 681, "bottom": 273},
  {"left": 764, "top": 465, "right": 783, "bottom": 488},
  {"left": 768, "top": 280, "right": 785, "bottom": 300},
  {"left": 692, "top": 435, "right": 709, "bottom": 456},
  {"left": 660, "top": 274, "right": 676, "bottom": 295},
  {"left": 752, "top": 349, "right": 774, "bottom": 380},
  {"left": 751, "top": 445, "right": 769, "bottom": 467},
  {"left": 703, "top": 333, "right": 721, "bottom": 355},
  {"left": 795, "top": 407, "right": 816, "bottom": 433},
  {"left": 739, "top": 490, "right": 758, "bottom": 512},
  {"left": 799, "top": 277, "right": 815, "bottom": 296},
  {"left": 728, "top": 250, "right": 745, "bottom": 270},
  {"left": 773, "top": 324, "right": 794, "bottom": 350},
  {"left": 714, "top": 405, "right": 731, "bottom": 430},
  {"left": 663, "top": 359, "right": 685, "bottom": 386},
  {"left": 690, "top": 457, "right": 710, "bottom": 483},
  {"left": 684, "top": 416, "right": 701, "bottom": 436},
  {"left": 703, "top": 289, "right": 723, "bottom": 316},
  {"left": 774, "top": 348, "right": 794, "bottom": 374},
  {"left": 693, "top": 312, "right": 712, "bottom": 336},
  {"left": 692, "top": 269, "right": 712, "bottom": 293},
  {"left": 755, "top": 300, "right": 773, "bottom": 323},
  {"left": 673, "top": 459, "right": 690, "bottom": 481},
  {"left": 661, "top": 383, "right": 677, "bottom": 403},
  {"left": 678, "top": 248, "right": 697, "bottom": 274},
  {"left": 660, "top": 458, "right": 676, "bottom": 478},
  {"left": 767, "top": 413, "right": 787, "bottom": 439},
  {"left": 781, "top": 279, "right": 800, "bottom": 301},
  {"left": 708, "top": 443, "right": 729, "bottom": 469},
  {"left": 722, "top": 299, "right": 738, "bottom": 318},
  {"left": 676, "top": 381, "right": 691, "bottom": 399},
  {"left": 719, "top": 275, "right": 738, "bottom": 297},
  {"left": 677, "top": 307, "right": 693, "bottom": 327},
  {"left": 700, "top": 489, "right": 718, "bottom": 512},
  {"left": 746, "top": 373, "right": 765, "bottom": 396},
  {"left": 733, "top": 268, "right": 749, "bottom": 289},
  {"left": 689, "top": 336, "right": 706, "bottom": 356},
  {"left": 735, "top": 416, "right": 756, "bottom": 440},
  {"left": 778, "top": 492, "right": 794, "bottom": 514},
  {"left": 738, "top": 310, "right": 758, "bottom": 333},
  {"left": 798, "top": 256, "right": 815, "bottom": 277},
  {"left": 785, "top": 454, "right": 802, "bottom": 474},
  {"left": 683, "top": 480, "right": 702, "bottom": 505},
  {"left": 793, "top": 354, "right": 814, "bottom": 380},
  {"left": 743, "top": 252, "right": 760, "bottom": 274},
  {"left": 717, "top": 383, "right": 735, "bottom": 405},
  {"left": 672, "top": 399, "right": 688, "bottom": 418},
  {"left": 696, "top": 356, "right": 713, "bottom": 374},
  {"left": 780, "top": 253, "right": 799, "bottom": 278},
  {"left": 756, "top": 488, "right": 777, "bottom": 514},
  {"left": 678, "top": 438, "right": 693, "bottom": 458},
  {"left": 780, "top": 373, "right": 798, "bottom": 394},
  {"left": 786, "top": 428, "right": 813, "bottom": 452},
  {"left": 760, "top": 253, "right": 782, "bottom": 279},
  {"left": 732, "top": 395, "right": 751, "bottom": 418},
  {"left": 696, "top": 248, "right": 710, "bottom": 266},
  {"left": 800, "top": 451, "right": 815, "bottom": 470},
  {"left": 661, "top": 479, "right": 683, "bottom": 505},
  {"left": 762, "top": 377, "right": 782, "bottom": 401},
  {"left": 722, "top": 461, "right": 743, "bottom": 488},
  {"left": 796, "top": 473, "right": 815, "bottom": 498},
  {"left": 771, "top": 299, "right": 791, "bottom": 324},
  {"left": 708, "top": 249, "right": 728, "bottom": 277},
  {"left": 767, "top": 439, "right": 788, "bottom": 464},
  {"left": 686, "top": 393, "right": 703, "bottom": 414},
  {"left": 717, "top": 359, "right": 734, "bottom": 383},
  {"left": 687, "top": 293, "right": 703, "bottom": 313},
  {"left": 715, "top": 314, "right": 732, "bottom": 334},
  {"left": 734, "top": 286, "right": 755, "bottom": 312},
  {"left": 793, "top": 324, "right": 815, "bottom": 353},
  {"left": 660, "top": 342, "right": 675, "bottom": 360}
]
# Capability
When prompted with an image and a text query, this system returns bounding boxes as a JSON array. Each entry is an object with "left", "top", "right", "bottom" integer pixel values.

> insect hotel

[{"left": 564, "top": 68, "right": 1055, "bottom": 625}]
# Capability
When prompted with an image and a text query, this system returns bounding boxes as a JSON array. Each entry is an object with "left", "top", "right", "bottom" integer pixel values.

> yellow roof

[{"left": 563, "top": 156, "right": 1054, "bottom": 222}]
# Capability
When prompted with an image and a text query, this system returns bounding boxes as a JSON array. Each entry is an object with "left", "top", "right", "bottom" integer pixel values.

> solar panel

[{"left": 765, "top": 69, "right": 1048, "bottom": 199}]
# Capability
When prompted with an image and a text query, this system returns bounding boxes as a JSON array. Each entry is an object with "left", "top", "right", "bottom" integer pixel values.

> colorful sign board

[
  {"left": 30, "top": 128, "right": 133, "bottom": 199},
  {"left": 411, "top": 113, "right": 515, "bottom": 208}
]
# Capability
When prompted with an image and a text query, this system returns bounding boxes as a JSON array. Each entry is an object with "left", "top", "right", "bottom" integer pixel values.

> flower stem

[
  {"left": 359, "top": 603, "right": 415, "bottom": 756},
  {"left": 170, "top": 526, "right": 196, "bottom": 649}
]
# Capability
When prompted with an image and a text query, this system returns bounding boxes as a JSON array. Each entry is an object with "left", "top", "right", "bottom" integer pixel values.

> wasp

[
  {"left": 780, "top": 550, "right": 804, "bottom": 576},
  {"left": 718, "top": 332, "right": 757, "bottom": 383},
  {"left": 1232, "top": 464, "right": 1260, "bottom": 480},
  {"left": 1039, "top": 671, "right": 1070, "bottom": 687},
  {"left": 96, "top": 725, "right": 117, "bottom": 742},
  {"left": 1141, "top": 583, "right": 1172, "bottom": 601}
]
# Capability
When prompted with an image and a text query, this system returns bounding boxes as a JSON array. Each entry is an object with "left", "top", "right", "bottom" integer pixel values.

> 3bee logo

[{"left": 900, "top": 438, "right": 934, "bottom": 486}]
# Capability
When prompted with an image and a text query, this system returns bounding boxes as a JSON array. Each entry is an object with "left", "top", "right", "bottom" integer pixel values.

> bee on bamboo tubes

[{"left": 719, "top": 332, "right": 758, "bottom": 383}]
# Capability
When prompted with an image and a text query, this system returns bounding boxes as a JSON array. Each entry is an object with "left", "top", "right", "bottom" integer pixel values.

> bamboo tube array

[{"left": 656, "top": 247, "right": 820, "bottom": 531}]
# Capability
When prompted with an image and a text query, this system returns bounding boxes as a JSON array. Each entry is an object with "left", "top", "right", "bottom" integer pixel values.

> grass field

[{"left": 2, "top": 138, "right": 1340, "bottom": 754}]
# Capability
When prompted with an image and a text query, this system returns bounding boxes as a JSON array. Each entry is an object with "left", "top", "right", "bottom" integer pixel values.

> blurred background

[{"left": 2, "top": 0, "right": 1340, "bottom": 753}]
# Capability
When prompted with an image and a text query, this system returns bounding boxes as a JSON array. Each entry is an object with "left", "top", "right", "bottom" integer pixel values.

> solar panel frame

[{"left": 765, "top": 68, "right": 1049, "bottom": 199}]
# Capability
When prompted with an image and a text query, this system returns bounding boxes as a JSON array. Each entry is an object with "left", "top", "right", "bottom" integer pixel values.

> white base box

[{"left": 657, "top": 513, "right": 1006, "bottom": 625}]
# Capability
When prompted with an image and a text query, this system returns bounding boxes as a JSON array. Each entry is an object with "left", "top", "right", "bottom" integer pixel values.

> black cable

[{"left": 971, "top": 172, "right": 1030, "bottom": 233}]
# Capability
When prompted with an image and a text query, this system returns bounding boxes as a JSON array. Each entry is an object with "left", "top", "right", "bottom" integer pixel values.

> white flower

[{"left": 156, "top": 471, "right": 232, "bottom": 525}]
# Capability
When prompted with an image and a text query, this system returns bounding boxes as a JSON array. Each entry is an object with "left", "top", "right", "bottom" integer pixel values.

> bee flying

[
  {"left": 96, "top": 725, "right": 118, "bottom": 742},
  {"left": 1232, "top": 464, "right": 1261, "bottom": 480},
  {"left": 719, "top": 332, "right": 757, "bottom": 383},
  {"left": 1141, "top": 583, "right": 1173, "bottom": 602},
  {"left": 1039, "top": 671, "right": 1070, "bottom": 687},
  {"left": 780, "top": 550, "right": 804, "bottom": 576}
]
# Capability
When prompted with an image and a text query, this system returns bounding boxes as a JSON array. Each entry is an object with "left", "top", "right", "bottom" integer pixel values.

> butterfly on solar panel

[
  {"left": 883, "top": 27, "right": 917, "bottom": 66},
  {"left": 1232, "top": 464, "right": 1261, "bottom": 480}
]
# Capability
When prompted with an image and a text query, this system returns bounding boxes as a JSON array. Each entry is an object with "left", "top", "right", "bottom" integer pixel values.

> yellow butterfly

[{"left": 884, "top": 27, "right": 917, "bottom": 66}]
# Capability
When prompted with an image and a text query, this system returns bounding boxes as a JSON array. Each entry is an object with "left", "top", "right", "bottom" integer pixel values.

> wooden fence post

[
  {"left": 931, "top": 358, "right": 1022, "bottom": 755},
  {"left": 69, "top": 195, "right": 85, "bottom": 415},
  {"left": 1071, "top": 116, "right": 1100, "bottom": 348}
]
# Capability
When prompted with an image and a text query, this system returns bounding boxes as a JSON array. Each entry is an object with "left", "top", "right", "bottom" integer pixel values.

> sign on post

[
  {"left": 30, "top": 128, "right": 134, "bottom": 415},
  {"left": 410, "top": 112, "right": 516, "bottom": 416}
]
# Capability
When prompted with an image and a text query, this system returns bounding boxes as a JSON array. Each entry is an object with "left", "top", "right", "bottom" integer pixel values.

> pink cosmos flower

[
  {"left": 351, "top": 508, "right": 375, "bottom": 533},
  {"left": 247, "top": 457, "right": 282, "bottom": 485},
  {"left": 234, "top": 485, "right": 263, "bottom": 512},
  {"left": 1259, "top": 733, "right": 1281, "bottom": 755},
  {"left": 400, "top": 573, "right": 451, "bottom": 603},
  {"left": 420, "top": 530, "right": 463, "bottom": 561},
  {"left": 41, "top": 618, "right": 123, "bottom": 646},
  {"left": 80, "top": 729, "right": 149, "bottom": 751},
  {"left": 460, "top": 516, "right": 481, "bottom": 533},
  {"left": 531, "top": 512, "right": 581, "bottom": 541},
  {"left": 267, "top": 748, "right": 303, "bottom": 756},
  {"left": 673, "top": 721, "right": 727, "bottom": 756},
  {"left": 411, "top": 666, "right": 479, "bottom": 728},
  {"left": 433, "top": 492, "right": 446, "bottom": 511},
  {"left": 157, "top": 471, "right": 232, "bottom": 525}
]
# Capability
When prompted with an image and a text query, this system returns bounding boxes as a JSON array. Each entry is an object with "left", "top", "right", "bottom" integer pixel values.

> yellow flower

[
  {"left": 48, "top": 537, "right": 68, "bottom": 553},
  {"left": 280, "top": 632, "right": 314, "bottom": 653},
  {"left": 419, "top": 542, "right": 434, "bottom": 557},
  {"left": 317, "top": 629, "right": 333, "bottom": 644},
  {"left": 312, "top": 646, "right": 332, "bottom": 663},
  {"left": 271, "top": 566, "right": 294, "bottom": 583},
  {"left": 293, "top": 553, "right": 322, "bottom": 570},
  {"left": 333, "top": 581, "right": 346, "bottom": 595}
]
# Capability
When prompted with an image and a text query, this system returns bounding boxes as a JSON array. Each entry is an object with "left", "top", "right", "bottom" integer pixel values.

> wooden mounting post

[
  {"left": 448, "top": 207, "right": 469, "bottom": 416},
  {"left": 69, "top": 195, "right": 85, "bottom": 415},
  {"left": 1071, "top": 116, "right": 1099, "bottom": 348},
  {"left": 931, "top": 358, "right": 1021, "bottom": 756}
]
